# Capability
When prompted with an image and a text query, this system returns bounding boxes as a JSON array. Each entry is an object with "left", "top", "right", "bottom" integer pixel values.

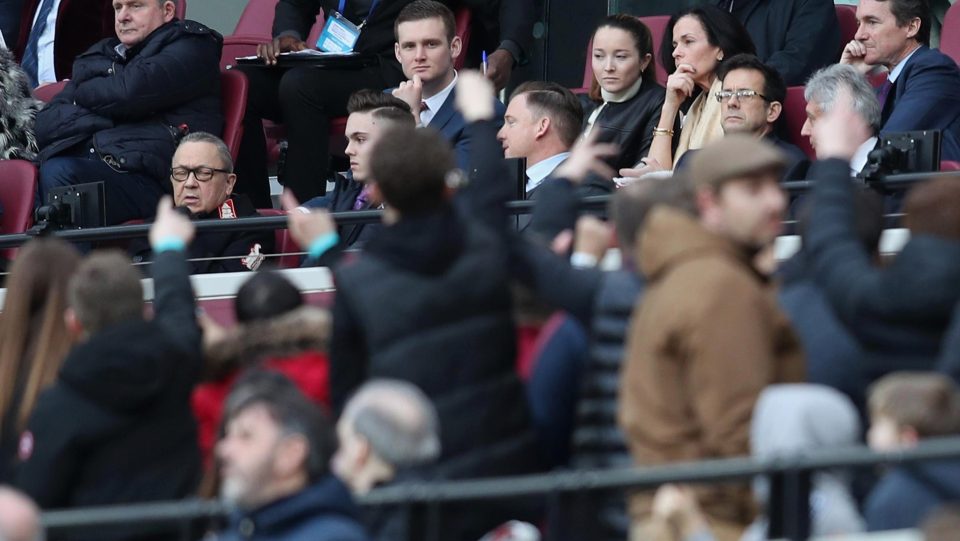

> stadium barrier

[{"left": 39, "top": 436, "right": 960, "bottom": 541}]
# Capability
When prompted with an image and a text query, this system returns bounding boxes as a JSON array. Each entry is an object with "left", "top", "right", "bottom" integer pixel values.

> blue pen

[{"left": 482, "top": 50, "right": 488, "bottom": 76}]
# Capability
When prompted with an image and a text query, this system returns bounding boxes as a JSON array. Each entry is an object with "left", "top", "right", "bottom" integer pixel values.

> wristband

[
  {"left": 307, "top": 232, "right": 340, "bottom": 260},
  {"left": 153, "top": 237, "right": 186, "bottom": 253},
  {"left": 570, "top": 251, "right": 599, "bottom": 268}
]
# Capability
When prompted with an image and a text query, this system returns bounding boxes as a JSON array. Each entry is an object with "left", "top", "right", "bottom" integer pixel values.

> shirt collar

[
  {"left": 423, "top": 71, "right": 458, "bottom": 116},
  {"left": 888, "top": 45, "right": 921, "bottom": 83},
  {"left": 525, "top": 152, "right": 570, "bottom": 193},
  {"left": 851, "top": 136, "right": 879, "bottom": 174},
  {"left": 114, "top": 43, "right": 129, "bottom": 59}
]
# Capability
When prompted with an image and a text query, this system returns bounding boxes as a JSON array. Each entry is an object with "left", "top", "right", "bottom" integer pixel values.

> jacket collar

[
  {"left": 234, "top": 476, "right": 362, "bottom": 535},
  {"left": 638, "top": 206, "right": 764, "bottom": 282},
  {"left": 426, "top": 85, "right": 458, "bottom": 133}
]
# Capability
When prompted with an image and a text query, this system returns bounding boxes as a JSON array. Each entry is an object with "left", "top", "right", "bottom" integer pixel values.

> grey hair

[
  {"left": 804, "top": 64, "right": 882, "bottom": 134},
  {"left": 342, "top": 380, "right": 441, "bottom": 468},
  {"left": 179, "top": 131, "right": 234, "bottom": 172}
]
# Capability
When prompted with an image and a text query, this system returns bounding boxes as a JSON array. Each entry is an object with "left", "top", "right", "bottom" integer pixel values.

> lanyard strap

[{"left": 337, "top": 0, "right": 381, "bottom": 21}]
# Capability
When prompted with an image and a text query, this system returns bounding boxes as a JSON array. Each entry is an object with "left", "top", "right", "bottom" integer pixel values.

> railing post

[{"left": 768, "top": 468, "right": 811, "bottom": 541}]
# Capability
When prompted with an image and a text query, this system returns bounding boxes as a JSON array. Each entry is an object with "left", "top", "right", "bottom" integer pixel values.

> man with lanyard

[{"left": 234, "top": 0, "right": 418, "bottom": 209}]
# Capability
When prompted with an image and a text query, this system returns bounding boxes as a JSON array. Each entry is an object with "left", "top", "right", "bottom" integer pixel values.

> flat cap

[{"left": 688, "top": 135, "right": 787, "bottom": 189}]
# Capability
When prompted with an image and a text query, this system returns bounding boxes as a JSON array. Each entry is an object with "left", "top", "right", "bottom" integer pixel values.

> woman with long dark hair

[
  {"left": 0, "top": 239, "right": 81, "bottom": 481},
  {"left": 636, "top": 5, "right": 755, "bottom": 173}
]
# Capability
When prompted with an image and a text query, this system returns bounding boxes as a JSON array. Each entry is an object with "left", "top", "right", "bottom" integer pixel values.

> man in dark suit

[
  {"left": 677, "top": 54, "right": 809, "bottom": 181},
  {"left": 841, "top": 0, "right": 960, "bottom": 161},
  {"left": 717, "top": 0, "right": 841, "bottom": 86},
  {"left": 235, "top": 0, "right": 532, "bottom": 209},
  {"left": 301, "top": 90, "right": 415, "bottom": 250},
  {"left": 389, "top": 0, "right": 504, "bottom": 172},
  {"left": 14, "top": 0, "right": 114, "bottom": 85}
]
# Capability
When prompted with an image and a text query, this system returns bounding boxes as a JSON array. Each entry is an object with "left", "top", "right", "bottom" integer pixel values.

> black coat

[
  {"left": 806, "top": 159, "right": 960, "bottom": 380},
  {"left": 14, "top": 250, "right": 202, "bottom": 513},
  {"left": 34, "top": 19, "right": 223, "bottom": 184},
  {"left": 718, "top": 0, "right": 840, "bottom": 86},
  {"left": 131, "top": 195, "right": 275, "bottom": 274},
  {"left": 581, "top": 76, "right": 666, "bottom": 171}
]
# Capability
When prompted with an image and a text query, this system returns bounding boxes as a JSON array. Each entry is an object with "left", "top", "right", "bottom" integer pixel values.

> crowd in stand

[{"left": 2, "top": 0, "right": 960, "bottom": 540}]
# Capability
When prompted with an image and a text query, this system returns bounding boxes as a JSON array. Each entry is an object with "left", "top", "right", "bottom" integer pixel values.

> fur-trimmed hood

[
  {"left": 203, "top": 306, "right": 332, "bottom": 380},
  {"left": 0, "top": 48, "right": 41, "bottom": 160}
]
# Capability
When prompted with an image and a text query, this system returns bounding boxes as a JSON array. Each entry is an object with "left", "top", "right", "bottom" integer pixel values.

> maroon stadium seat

[
  {"left": 256, "top": 208, "right": 302, "bottom": 269},
  {"left": 0, "top": 160, "right": 38, "bottom": 261},
  {"left": 836, "top": 4, "right": 858, "bottom": 54},
  {"left": 32, "top": 80, "right": 67, "bottom": 102},
  {"left": 175, "top": 0, "right": 186, "bottom": 20},
  {"left": 941, "top": 3, "right": 960, "bottom": 65},
  {"left": 220, "top": 70, "right": 249, "bottom": 162}
]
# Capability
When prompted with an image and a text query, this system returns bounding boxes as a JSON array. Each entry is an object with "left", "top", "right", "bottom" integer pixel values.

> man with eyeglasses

[
  {"left": 131, "top": 133, "right": 274, "bottom": 274},
  {"left": 677, "top": 54, "right": 809, "bottom": 181}
]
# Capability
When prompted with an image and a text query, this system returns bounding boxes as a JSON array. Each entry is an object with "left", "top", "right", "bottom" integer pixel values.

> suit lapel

[{"left": 427, "top": 87, "right": 459, "bottom": 135}]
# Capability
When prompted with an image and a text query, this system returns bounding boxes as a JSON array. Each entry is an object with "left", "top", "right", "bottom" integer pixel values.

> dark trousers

[
  {"left": 38, "top": 151, "right": 166, "bottom": 225},
  {"left": 235, "top": 61, "right": 404, "bottom": 207}
]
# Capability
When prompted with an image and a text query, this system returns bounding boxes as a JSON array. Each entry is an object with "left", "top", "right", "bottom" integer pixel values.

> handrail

[
  {"left": 3, "top": 168, "right": 955, "bottom": 250},
  {"left": 40, "top": 436, "right": 960, "bottom": 539}
]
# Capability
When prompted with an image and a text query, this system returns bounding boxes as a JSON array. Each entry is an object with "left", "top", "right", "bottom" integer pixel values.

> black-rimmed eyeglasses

[{"left": 170, "top": 166, "right": 231, "bottom": 182}]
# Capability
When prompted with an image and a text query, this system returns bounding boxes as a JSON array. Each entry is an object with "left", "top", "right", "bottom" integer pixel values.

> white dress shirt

[
  {"left": 525, "top": 152, "right": 569, "bottom": 194},
  {"left": 887, "top": 45, "right": 921, "bottom": 84},
  {"left": 420, "top": 71, "right": 457, "bottom": 127},
  {"left": 851, "top": 136, "right": 879, "bottom": 175},
  {"left": 31, "top": 0, "right": 63, "bottom": 85}
]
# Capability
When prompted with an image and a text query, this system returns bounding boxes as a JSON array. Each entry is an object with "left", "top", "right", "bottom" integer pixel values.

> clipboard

[{"left": 235, "top": 50, "right": 378, "bottom": 69}]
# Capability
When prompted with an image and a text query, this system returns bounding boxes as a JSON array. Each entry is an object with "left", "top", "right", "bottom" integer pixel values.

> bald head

[
  {"left": 0, "top": 487, "right": 42, "bottom": 541},
  {"left": 341, "top": 380, "right": 440, "bottom": 468}
]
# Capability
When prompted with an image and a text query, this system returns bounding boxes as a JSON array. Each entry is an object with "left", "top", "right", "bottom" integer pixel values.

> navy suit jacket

[
  {"left": 425, "top": 86, "right": 505, "bottom": 173},
  {"left": 881, "top": 46, "right": 960, "bottom": 161}
]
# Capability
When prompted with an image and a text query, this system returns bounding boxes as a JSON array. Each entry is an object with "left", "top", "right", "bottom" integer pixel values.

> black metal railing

[{"left": 40, "top": 436, "right": 960, "bottom": 541}]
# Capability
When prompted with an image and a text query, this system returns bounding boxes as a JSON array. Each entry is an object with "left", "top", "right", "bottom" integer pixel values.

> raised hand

[
  {"left": 455, "top": 70, "right": 496, "bottom": 122},
  {"left": 150, "top": 195, "right": 195, "bottom": 248},
  {"left": 840, "top": 40, "right": 871, "bottom": 74},
  {"left": 665, "top": 63, "right": 697, "bottom": 107},
  {"left": 553, "top": 129, "right": 619, "bottom": 183},
  {"left": 281, "top": 191, "right": 337, "bottom": 250},
  {"left": 392, "top": 74, "right": 424, "bottom": 123}
]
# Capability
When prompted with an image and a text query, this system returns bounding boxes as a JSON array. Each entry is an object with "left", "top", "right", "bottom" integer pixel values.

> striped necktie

[{"left": 22, "top": 0, "right": 58, "bottom": 88}]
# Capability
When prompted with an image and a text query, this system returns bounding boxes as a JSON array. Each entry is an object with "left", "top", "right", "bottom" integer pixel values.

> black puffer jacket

[{"left": 34, "top": 19, "right": 223, "bottom": 184}]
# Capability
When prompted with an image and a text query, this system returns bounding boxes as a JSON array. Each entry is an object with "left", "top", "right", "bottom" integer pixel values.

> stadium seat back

[
  {"left": 32, "top": 80, "right": 68, "bottom": 102},
  {"left": 222, "top": 0, "right": 324, "bottom": 70},
  {"left": 836, "top": 4, "right": 858, "bottom": 55},
  {"left": 175, "top": 0, "right": 186, "bottom": 20},
  {"left": 220, "top": 70, "right": 249, "bottom": 162},
  {"left": 941, "top": 3, "right": 960, "bottom": 65},
  {"left": 0, "top": 160, "right": 38, "bottom": 261}
]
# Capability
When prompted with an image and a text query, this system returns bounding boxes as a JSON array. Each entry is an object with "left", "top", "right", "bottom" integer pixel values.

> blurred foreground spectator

[
  {"left": 15, "top": 199, "right": 203, "bottom": 515},
  {"left": 778, "top": 190, "right": 884, "bottom": 408},
  {"left": 619, "top": 135, "right": 804, "bottom": 541},
  {"left": 803, "top": 86, "right": 960, "bottom": 383},
  {"left": 0, "top": 239, "right": 80, "bottom": 482},
  {"left": 864, "top": 372, "right": 960, "bottom": 531},
  {"left": 192, "top": 270, "right": 332, "bottom": 464},
  {"left": 214, "top": 372, "right": 368, "bottom": 541},
  {"left": 333, "top": 380, "right": 441, "bottom": 540}
]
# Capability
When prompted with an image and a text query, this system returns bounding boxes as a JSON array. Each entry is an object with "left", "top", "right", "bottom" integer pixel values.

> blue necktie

[{"left": 22, "top": 0, "right": 57, "bottom": 88}]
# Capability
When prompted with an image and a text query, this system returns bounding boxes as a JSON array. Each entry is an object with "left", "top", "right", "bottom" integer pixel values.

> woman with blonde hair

[{"left": 0, "top": 238, "right": 81, "bottom": 481}]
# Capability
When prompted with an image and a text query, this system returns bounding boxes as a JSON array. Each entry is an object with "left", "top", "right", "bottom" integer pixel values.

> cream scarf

[{"left": 674, "top": 77, "right": 724, "bottom": 166}]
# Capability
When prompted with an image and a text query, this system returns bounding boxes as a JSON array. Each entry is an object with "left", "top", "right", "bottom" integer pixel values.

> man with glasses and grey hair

[
  {"left": 131, "top": 132, "right": 274, "bottom": 274},
  {"left": 332, "top": 379, "right": 440, "bottom": 540},
  {"left": 800, "top": 64, "right": 882, "bottom": 175}
]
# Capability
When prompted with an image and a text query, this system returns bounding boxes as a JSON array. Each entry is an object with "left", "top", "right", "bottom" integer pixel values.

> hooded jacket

[
  {"left": 618, "top": 207, "right": 805, "bottom": 526},
  {"left": 214, "top": 475, "right": 370, "bottom": 541},
  {"left": 34, "top": 19, "right": 223, "bottom": 184},
  {"left": 192, "top": 306, "right": 332, "bottom": 462},
  {"left": 14, "top": 250, "right": 202, "bottom": 511}
]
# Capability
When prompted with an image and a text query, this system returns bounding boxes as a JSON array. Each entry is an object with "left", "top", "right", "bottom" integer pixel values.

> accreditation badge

[{"left": 316, "top": 11, "right": 361, "bottom": 53}]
